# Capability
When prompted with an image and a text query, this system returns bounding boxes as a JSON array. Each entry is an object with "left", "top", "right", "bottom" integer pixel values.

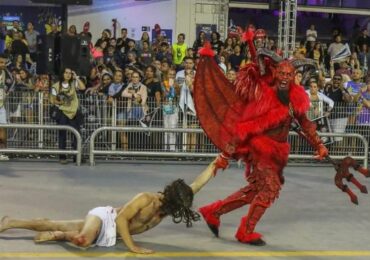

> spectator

[
  {"left": 295, "top": 71, "right": 303, "bottom": 86},
  {"left": 91, "top": 40, "right": 107, "bottom": 60},
  {"left": 305, "top": 77, "right": 334, "bottom": 120},
  {"left": 11, "top": 31, "right": 29, "bottom": 62},
  {"left": 175, "top": 56, "right": 195, "bottom": 87},
  {"left": 0, "top": 22, "right": 6, "bottom": 54},
  {"left": 24, "top": 22, "right": 39, "bottom": 62},
  {"left": 116, "top": 28, "right": 134, "bottom": 55},
  {"left": 186, "top": 48, "right": 195, "bottom": 59},
  {"left": 356, "top": 28, "right": 370, "bottom": 51},
  {"left": 223, "top": 37, "right": 235, "bottom": 58},
  {"left": 348, "top": 52, "right": 361, "bottom": 71},
  {"left": 138, "top": 41, "right": 153, "bottom": 67},
  {"left": 0, "top": 53, "right": 15, "bottom": 161},
  {"left": 192, "top": 31, "right": 206, "bottom": 53},
  {"left": 85, "top": 70, "right": 112, "bottom": 96},
  {"left": 136, "top": 32, "right": 150, "bottom": 52},
  {"left": 218, "top": 55, "right": 227, "bottom": 73},
  {"left": 125, "top": 51, "right": 144, "bottom": 76},
  {"left": 324, "top": 74, "right": 352, "bottom": 143},
  {"left": 50, "top": 68, "right": 86, "bottom": 164},
  {"left": 356, "top": 79, "right": 370, "bottom": 143},
  {"left": 358, "top": 44, "right": 370, "bottom": 74},
  {"left": 210, "top": 31, "right": 223, "bottom": 55},
  {"left": 328, "top": 35, "right": 345, "bottom": 70},
  {"left": 172, "top": 33, "right": 187, "bottom": 70},
  {"left": 306, "top": 24, "right": 317, "bottom": 44},
  {"left": 226, "top": 69, "right": 237, "bottom": 84},
  {"left": 121, "top": 71, "right": 148, "bottom": 149},
  {"left": 11, "top": 20, "right": 23, "bottom": 34},
  {"left": 144, "top": 68, "right": 161, "bottom": 104},
  {"left": 104, "top": 45, "right": 123, "bottom": 70},
  {"left": 159, "top": 60, "right": 170, "bottom": 81},
  {"left": 155, "top": 42, "right": 172, "bottom": 64},
  {"left": 344, "top": 69, "right": 365, "bottom": 126},
  {"left": 125, "top": 39, "right": 137, "bottom": 56},
  {"left": 227, "top": 45, "right": 244, "bottom": 72},
  {"left": 67, "top": 25, "right": 78, "bottom": 37},
  {"left": 307, "top": 42, "right": 323, "bottom": 67},
  {"left": 95, "top": 29, "right": 111, "bottom": 48},
  {"left": 296, "top": 40, "right": 306, "bottom": 56},
  {"left": 161, "top": 68, "right": 179, "bottom": 151}
]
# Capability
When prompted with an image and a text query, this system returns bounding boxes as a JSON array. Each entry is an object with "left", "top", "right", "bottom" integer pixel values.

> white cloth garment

[{"left": 87, "top": 206, "right": 117, "bottom": 247}]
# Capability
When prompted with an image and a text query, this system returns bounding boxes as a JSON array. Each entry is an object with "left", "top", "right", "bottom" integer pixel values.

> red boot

[
  {"left": 199, "top": 200, "right": 223, "bottom": 237},
  {"left": 235, "top": 201, "right": 269, "bottom": 246},
  {"left": 235, "top": 216, "right": 265, "bottom": 246}
]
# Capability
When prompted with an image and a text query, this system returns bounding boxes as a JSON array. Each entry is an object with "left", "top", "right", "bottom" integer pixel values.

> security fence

[{"left": 2, "top": 90, "right": 370, "bottom": 164}]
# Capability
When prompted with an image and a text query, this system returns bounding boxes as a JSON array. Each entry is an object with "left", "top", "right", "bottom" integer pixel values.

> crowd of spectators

[{"left": 0, "top": 18, "right": 370, "bottom": 162}]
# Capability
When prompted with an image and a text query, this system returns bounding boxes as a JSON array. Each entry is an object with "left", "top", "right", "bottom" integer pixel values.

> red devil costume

[
  {"left": 194, "top": 28, "right": 369, "bottom": 245},
  {"left": 193, "top": 30, "right": 331, "bottom": 245}
]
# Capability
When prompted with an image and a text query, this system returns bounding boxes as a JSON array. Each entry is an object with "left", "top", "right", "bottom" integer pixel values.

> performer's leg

[
  {"left": 199, "top": 185, "right": 258, "bottom": 237},
  {"left": 235, "top": 167, "right": 282, "bottom": 246},
  {"left": 0, "top": 216, "right": 84, "bottom": 233},
  {"left": 69, "top": 215, "right": 102, "bottom": 247},
  {"left": 34, "top": 230, "right": 79, "bottom": 243},
  {"left": 34, "top": 215, "right": 102, "bottom": 248}
]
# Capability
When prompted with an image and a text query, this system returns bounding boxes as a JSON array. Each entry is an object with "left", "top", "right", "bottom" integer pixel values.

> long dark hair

[{"left": 160, "top": 179, "right": 200, "bottom": 227}]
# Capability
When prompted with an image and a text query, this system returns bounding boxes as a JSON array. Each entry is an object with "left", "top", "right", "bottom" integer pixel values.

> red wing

[{"left": 194, "top": 56, "right": 244, "bottom": 154}]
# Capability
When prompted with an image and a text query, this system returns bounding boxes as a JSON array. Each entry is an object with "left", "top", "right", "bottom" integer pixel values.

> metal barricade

[
  {"left": 289, "top": 132, "right": 368, "bottom": 168},
  {"left": 89, "top": 127, "right": 216, "bottom": 166},
  {"left": 0, "top": 124, "right": 82, "bottom": 166},
  {"left": 3, "top": 91, "right": 370, "bottom": 165},
  {"left": 89, "top": 127, "right": 368, "bottom": 167}
]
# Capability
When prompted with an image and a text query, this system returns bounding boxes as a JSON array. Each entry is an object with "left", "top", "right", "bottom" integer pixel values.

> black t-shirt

[
  {"left": 324, "top": 87, "right": 349, "bottom": 119},
  {"left": 228, "top": 53, "right": 245, "bottom": 72},
  {"left": 145, "top": 80, "right": 161, "bottom": 98}
]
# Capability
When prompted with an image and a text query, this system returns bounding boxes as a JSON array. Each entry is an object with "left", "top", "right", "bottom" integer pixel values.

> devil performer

[{"left": 193, "top": 29, "right": 369, "bottom": 246}]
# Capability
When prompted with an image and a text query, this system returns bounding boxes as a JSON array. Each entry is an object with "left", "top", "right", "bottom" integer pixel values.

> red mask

[{"left": 275, "top": 61, "right": 295, "bottom": 91}]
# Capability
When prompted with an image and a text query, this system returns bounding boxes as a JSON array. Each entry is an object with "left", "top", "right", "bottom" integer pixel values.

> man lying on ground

[{"left": 0, "top": 158, "right": 226, "bottom": 254}]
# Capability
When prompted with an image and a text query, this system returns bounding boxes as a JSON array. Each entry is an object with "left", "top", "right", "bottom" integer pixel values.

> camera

[{"left": 57, "top": 93, "right": 72, "bottom": 104}]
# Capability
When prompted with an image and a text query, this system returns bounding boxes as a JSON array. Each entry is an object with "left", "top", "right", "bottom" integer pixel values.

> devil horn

[{"left": 290, "top": 58, "right": 318, "bottom": 69}]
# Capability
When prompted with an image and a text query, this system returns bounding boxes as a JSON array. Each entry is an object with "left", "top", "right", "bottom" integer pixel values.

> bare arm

[
  {"left": 115, "top": 193, "right": 154, "bottom": 254},
  {"left": 190, "top": 159, "right": 217, "bottom": 194}
]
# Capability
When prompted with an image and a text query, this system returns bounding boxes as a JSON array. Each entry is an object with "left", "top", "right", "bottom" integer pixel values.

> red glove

[
  {"left": 314, "top": 144, "right": 328, "bottom": 160},
  {"left": 213, "top": 153, "right": 229, "bottom": 176}
]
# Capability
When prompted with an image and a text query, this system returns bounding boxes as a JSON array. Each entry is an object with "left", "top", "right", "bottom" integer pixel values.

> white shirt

[
  {"left": 305, "top": 90, "right": 335, "bottom": 110},
  {"left": 306, "top": 29, "right": 317, "bottom": 42}
]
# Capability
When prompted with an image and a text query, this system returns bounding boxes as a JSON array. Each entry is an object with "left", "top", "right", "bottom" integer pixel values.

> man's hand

[
  {"left": 213, "top": 153, "right": 229, "bottom": 176},
  {"left": 314, "top": 144, "right": 328, "bottom": 160},
  {"left": 130, "top": 245, "right": 154, "bottom": 254}
]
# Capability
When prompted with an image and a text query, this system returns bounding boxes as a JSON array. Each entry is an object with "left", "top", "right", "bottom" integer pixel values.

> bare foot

[
  {"left": 34, "top": 231, "right": 64, "bottom": 243},
  {"left": 0, "top": 216, "right": 10, "bottom": 232}
]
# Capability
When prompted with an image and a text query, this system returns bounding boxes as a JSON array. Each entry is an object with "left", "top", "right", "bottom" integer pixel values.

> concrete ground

[{"left": 0, "top": 160, "right": 370, "bottom": 260}]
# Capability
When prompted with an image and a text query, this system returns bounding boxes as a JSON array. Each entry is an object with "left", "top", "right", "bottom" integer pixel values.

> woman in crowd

[
  {"left": 136, "top": 32, "right": 151, "bottom": 52},
  {"left": 192, "top": 31, "right": 206, "bottom": 53},
  {"left": 50, "top": 67, "right": 86, "bottom": 164},
  {"left": 138, "top": 41, "right": 154, "bottom": 67},
  {"left": 306, "top": 77, "right": 334, "bottom": 120},
  {"left": 121, "top": 71, "right": 148, "bottom": 150},
  {"left": 307, "top": 42, "right": 324, "bottom": 67}
]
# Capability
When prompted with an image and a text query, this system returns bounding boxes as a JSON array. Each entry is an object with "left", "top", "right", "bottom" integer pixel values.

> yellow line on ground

[{"left": 1, "top": 251, "right": 370, "bottom": 258}]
